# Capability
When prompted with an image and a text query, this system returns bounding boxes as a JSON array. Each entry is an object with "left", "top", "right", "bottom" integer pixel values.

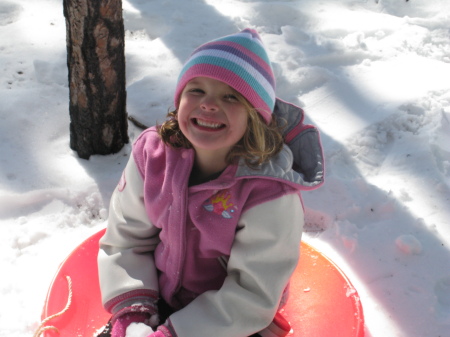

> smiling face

[{"left": 177, "top": 77, "right": 249, "bottom": 163}]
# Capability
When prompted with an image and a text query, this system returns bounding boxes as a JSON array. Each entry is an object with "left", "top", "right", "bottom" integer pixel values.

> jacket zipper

[{"left": 171, "top": 154, "right": 192, "bottom": 301}]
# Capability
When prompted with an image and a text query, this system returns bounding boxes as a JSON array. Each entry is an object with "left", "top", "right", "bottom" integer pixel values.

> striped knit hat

[{"left": 174, "top": 28, "right": 276, "bottom": 124}]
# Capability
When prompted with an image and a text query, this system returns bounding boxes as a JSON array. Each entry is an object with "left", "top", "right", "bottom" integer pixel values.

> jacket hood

[
  {"left": 236, "top": 98, "right": 325, "bottom": 191},
  {"left": 236, "top": 145, "right": 322, "bottom": 191}
]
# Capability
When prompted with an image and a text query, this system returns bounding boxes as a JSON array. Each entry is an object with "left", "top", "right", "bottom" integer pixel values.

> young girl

[{"left": 98, "top": 28, "right": 324, "bottom": 337}]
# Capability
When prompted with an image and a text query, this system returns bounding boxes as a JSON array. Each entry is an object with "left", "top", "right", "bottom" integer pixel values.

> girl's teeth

[{"left": 196, "top": 119, "right": 223, "bottom": 129}]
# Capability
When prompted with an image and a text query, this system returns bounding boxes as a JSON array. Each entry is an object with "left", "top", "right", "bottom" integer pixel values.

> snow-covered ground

[{"left": 1, "top": 0, "right": 449, "bottom": 336}]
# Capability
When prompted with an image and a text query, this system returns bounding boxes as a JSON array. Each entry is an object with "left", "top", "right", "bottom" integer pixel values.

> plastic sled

[{"left": 39, "top": 229, "right": 364, "bottom": 337}]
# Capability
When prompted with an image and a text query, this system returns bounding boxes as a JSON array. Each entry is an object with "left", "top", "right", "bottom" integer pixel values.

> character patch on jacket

[{"left": 203, "top": 189, "right": 237, "bottom": 219}]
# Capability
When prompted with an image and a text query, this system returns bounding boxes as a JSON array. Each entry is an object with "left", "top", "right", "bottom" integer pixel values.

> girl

[{"left": 98, "top": 28, "right": 324, "bottom": 337}]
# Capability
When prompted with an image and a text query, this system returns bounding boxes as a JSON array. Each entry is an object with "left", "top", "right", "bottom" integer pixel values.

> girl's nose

[{"left": 200, "top": 96, "right": 219, "bottom": 111}]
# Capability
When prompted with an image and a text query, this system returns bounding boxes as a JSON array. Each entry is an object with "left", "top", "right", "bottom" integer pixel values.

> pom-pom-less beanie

[{"left": 174, "top": 28, "right": 276, "bottom": 124}]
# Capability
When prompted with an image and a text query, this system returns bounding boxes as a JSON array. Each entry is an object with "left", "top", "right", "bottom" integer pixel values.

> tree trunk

[{"left": 64, "top": 0, "right": 128, "bottom": 160}]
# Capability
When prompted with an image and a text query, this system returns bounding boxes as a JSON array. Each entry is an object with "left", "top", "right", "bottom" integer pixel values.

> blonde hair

[{"left": 158, "top": 92, "right": 284, "bottom": 169}]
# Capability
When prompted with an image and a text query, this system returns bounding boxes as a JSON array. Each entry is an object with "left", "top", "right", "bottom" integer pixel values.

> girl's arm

[
  {"left": 167, "top": 192, "right": 304, "bottom": 337},
  {"left": 98, "top": 154, "right": 160, "bottom": 315}
]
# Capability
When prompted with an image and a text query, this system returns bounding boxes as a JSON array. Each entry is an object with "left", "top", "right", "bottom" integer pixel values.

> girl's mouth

[{"left": 192, "top": 118, "right": 225, "bottom": 130}]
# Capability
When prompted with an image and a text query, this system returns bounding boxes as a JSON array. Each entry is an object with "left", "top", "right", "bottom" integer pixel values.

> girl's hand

[
  {"left": 112, "top": 312, "right": 149, "bottom": 337},
  {"left": 146, "top": 331, "right": 165, "bottom": 337},
  {"left": 110, "top": 304, "right": 159, "bottom": 337},
  {"left": 146, "top": 325, "right": 173, "bottom": 337}
]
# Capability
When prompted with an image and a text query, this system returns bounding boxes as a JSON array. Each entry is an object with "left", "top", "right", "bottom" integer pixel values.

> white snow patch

[
  {"left": 395, "top": 234, "right": 423, "bottom": 255},
  {"left": 125, "top": 323, "right": 154, "bottom": 337}
]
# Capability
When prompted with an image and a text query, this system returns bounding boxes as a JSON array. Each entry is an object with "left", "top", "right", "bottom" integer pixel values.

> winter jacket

[{"left": 98, "top": 99, "right": 324, "bottom": 337}]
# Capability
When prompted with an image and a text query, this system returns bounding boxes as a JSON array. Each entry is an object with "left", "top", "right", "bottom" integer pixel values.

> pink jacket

[{"left": 136, "top": 128, "right": 306, "bottom": 308}]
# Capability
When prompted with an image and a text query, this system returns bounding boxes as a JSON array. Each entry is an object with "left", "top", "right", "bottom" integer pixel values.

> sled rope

[{"left": 33, "top": 275, "right": 73, "bottom": 337}]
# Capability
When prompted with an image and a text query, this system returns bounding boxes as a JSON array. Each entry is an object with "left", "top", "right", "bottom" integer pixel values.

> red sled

[{"left": 38, "top": 229, "right": 364, "bottom": 337}]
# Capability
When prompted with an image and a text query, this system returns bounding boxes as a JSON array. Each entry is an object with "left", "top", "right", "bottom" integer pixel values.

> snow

[
  {"left": 126, "top": 323, "right": 154, "bottom": 337},
  {"left": 0, "top": 0, "right": 449, "bottom": 336}
]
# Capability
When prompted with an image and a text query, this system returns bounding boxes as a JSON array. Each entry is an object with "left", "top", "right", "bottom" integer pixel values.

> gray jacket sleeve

[
  {"left": 169, "top": 193, "right": 304, "bottom": 337},
  {"left": 98, "top": 155, "right": 160, "bottom": 313}
]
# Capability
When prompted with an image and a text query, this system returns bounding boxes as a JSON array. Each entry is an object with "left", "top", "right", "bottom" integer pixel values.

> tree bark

[{"left": 64, "top": 0, "right": 128, "bottom": 159}]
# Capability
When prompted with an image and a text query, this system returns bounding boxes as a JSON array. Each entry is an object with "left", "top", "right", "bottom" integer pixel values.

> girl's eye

[
  {"left": 224, "top": 94, "right": 239, "bottom": 102},
  {"left": 188, "top": 88, "right": 205, "bottom": 94}
]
